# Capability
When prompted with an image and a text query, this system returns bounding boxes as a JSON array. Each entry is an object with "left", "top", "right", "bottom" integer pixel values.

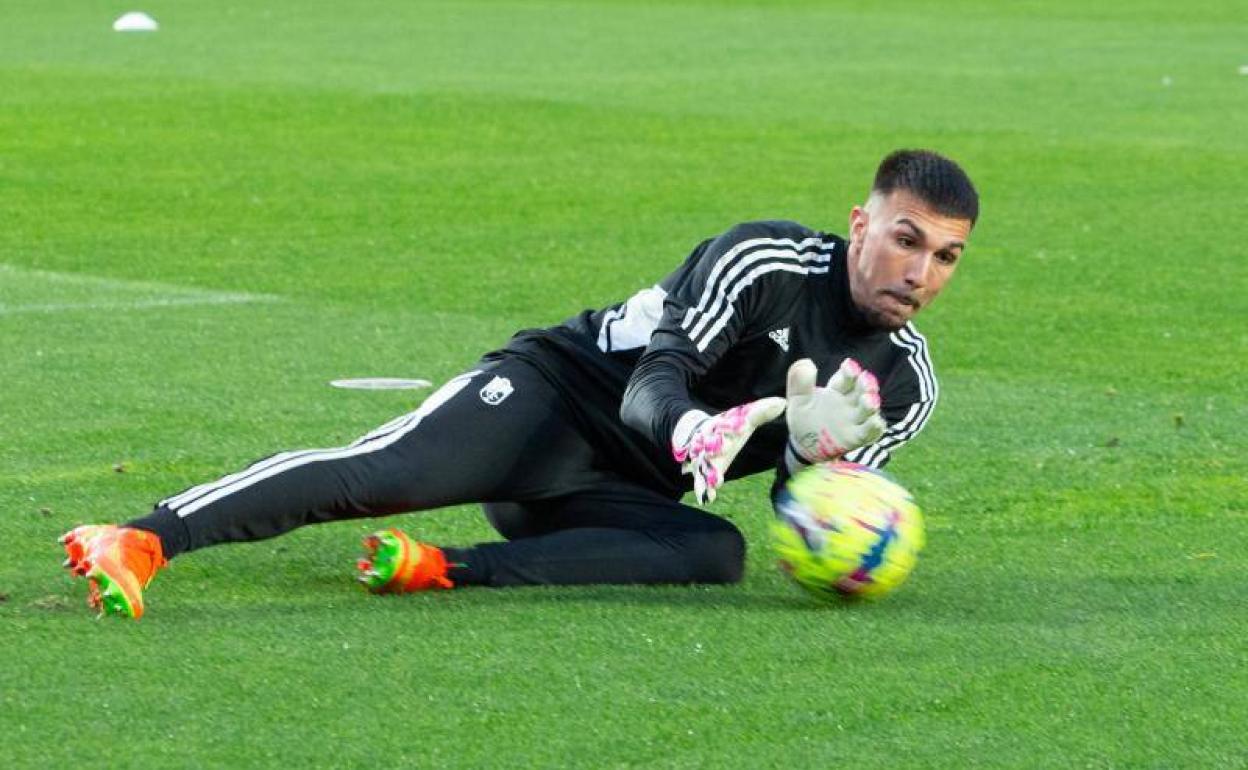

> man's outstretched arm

[{"left": 619, "top": 222, "right": 818, "bottom": 502}]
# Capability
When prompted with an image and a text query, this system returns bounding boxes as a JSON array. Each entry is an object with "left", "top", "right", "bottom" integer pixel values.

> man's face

[{"left": 845, "top": 190, "right": 973, "bottom": 331}]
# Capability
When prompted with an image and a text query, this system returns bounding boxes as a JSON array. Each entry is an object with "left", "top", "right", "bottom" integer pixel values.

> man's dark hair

[{"left": 872, "top": 149, "right": 979, "bottom": 226}]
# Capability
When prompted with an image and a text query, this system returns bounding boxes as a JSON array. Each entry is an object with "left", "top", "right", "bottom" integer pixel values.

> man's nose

[{"left": 903, "top": 252, "right": 932, "bottom": 288}]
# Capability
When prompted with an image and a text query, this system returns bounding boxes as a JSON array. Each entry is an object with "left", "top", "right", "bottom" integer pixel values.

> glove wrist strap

[
  {"left": 672, "top": 409, "right": 712, "bottom": 453},
  {"left": 784, "top": 439, "right": 815, "bottom": 475}
]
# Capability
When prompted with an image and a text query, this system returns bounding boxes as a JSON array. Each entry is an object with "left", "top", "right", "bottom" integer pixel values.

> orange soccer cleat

[
  {"left": 60, "top": 525, "right": 167, "bottom": 619},
  {"left": 356, "top": 528, "right": 453, "bottom": 593}
]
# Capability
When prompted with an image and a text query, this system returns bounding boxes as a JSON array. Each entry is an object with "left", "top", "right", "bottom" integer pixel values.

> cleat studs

[{"left": 356, "top": 558, "right": 372, "bottom": 571}]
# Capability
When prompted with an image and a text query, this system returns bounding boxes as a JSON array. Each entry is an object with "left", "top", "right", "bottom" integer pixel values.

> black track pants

[
  {"left": 464, "top": 483, "right": 745, "bottom": 586},
  {"left": 128, "top": 358, "right": 746, "bottom": 586}
]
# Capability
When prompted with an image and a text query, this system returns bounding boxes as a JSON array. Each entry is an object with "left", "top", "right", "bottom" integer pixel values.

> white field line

[
  {"left": 0, "top": 263, "right": 280, "bottom": 315},
  {"left": 0, "top": 295, "right": 274, "bottom": 315}
]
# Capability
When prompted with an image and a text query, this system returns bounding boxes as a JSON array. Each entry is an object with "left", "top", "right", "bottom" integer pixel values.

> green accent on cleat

[
  {"left": 92, "top": 571, "right": 137, "bottom": 619},
  {"left": 358, "top": 530, "right": 404, "bottom": 591}
]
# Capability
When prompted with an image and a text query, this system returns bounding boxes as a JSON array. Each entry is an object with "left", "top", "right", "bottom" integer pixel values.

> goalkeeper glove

[
  {"left": 784, "top": 357, "right": 887, "bottom": 470},
  {"left": 672, "top": 398, "right": 786, "bottom": 504}
]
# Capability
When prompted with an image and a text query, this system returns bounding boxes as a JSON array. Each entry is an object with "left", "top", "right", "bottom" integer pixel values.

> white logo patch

[
  {"left": 479, "top": 376, "right": 514, "bottom": 405},
  {"left": 768, "top": 327, "right": 790, "bottom": 353}
]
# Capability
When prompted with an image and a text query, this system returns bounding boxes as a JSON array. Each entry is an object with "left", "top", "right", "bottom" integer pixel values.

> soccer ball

[{"left": 772, "top": 461, "right": 925, "bottom": 601}]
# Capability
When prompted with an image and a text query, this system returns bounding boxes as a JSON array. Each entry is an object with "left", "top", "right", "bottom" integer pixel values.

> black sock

[
  {"left": 440, "top": 546, "right": 484, "bottom": 586},
  {"left": 125, "top": 506, "right": 192, "bottom": 560}
]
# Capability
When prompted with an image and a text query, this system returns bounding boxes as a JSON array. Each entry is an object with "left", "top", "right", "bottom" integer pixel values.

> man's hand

[
  {"left": 672, "top": 398, "right": 786, "bottom": 504},
  {"left": 785, "top": 358, "right": 886, "bottom": 468}
]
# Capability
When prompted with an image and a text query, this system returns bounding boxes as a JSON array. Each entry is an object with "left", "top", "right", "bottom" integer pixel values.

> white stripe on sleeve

[
  {"left": 844, "top": 325, "right": 938, "bottom": 468},
  {"left": 680, "top": 237, "right": 837, "bottom": 353}
]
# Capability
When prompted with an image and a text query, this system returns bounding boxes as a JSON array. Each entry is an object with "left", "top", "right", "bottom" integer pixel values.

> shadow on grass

[{"left": 155, "top": 573, "right": 881, "bottom": 620}]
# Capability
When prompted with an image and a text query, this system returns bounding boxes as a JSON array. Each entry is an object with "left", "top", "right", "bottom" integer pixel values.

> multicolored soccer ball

[{"left": 772, "top": 461, "right": 925, "bottom": 601}]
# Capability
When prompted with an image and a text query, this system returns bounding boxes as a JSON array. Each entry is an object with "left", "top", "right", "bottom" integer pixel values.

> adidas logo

[{"left": 768, "top": 327, "right": 790, "bottom": 352}]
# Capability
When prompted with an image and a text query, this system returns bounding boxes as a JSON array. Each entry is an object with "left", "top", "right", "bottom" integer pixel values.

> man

[{"left": 61, "top": 149, "right": 978, "bottom": 619}]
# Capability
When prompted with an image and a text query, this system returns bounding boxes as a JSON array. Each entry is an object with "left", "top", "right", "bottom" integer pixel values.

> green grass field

[{"left": 2, "top": 1, "right": 1246, "bottom": 766}]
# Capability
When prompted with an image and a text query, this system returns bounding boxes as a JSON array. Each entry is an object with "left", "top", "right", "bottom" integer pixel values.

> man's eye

[
  {"left": 936, "top": 252, "right": 959, "bottom": 265},
  {"left": 897, "top": 236, "right": 915, "bottom": 248}
]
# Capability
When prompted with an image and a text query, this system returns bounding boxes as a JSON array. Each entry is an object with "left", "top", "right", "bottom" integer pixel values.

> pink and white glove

[
  {"left": 784, "top": 358, "right": 887, "bottom": 471},
  {"left": 672, "top": 398, "right": 787, "bottom": 504}
]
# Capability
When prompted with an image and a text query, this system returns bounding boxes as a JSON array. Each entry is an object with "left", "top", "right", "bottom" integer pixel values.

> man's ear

[{"left": 848, "top": 205, "right": 868, "bottom": 245}]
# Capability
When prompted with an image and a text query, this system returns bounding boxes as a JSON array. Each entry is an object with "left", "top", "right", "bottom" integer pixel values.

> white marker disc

[
  {"left": 330, "top": 378, "right": 432, "bottom": 390},
  {"left": 113, "top": 12, "right": 159, "bottom": 31}
]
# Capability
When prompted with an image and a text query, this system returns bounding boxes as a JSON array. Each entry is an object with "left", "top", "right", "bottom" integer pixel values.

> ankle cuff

[{"left": 124, "top": 506, "right": 190, "bottom": 559}]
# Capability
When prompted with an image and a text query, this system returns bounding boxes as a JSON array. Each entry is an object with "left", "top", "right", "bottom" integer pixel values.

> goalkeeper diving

[{"left": 61, "top": 149, "right": 979, "bottom": 618}]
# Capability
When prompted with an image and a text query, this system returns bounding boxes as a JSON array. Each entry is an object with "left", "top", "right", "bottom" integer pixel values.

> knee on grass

[
  {"left": 482, "top": 501, "right": 547, "bottom": 540},
  {"left": 678, "top": 525, "right": 746, "bottom": 585}
]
